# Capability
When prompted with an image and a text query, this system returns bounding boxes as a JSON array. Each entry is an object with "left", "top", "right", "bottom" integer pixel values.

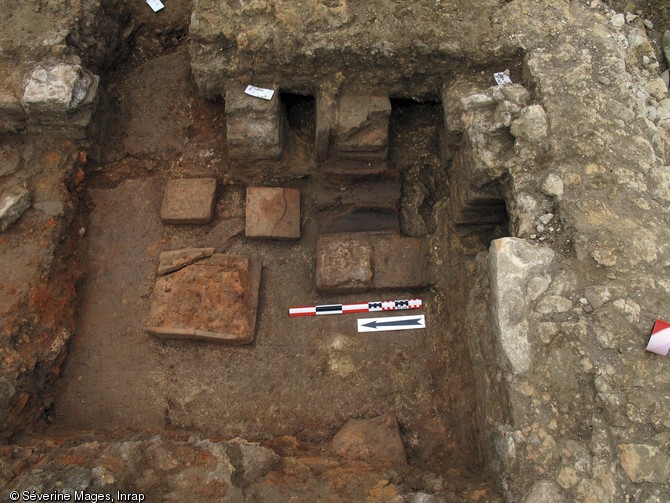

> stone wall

[
  {"left": 456, "top": 1, "right": 670, "bottom": 501},
  {"left": 189, "top": 0, "right": 517, "bottom": 100}
]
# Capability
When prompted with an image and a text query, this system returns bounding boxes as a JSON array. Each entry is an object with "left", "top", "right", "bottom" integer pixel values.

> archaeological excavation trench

[
  {"left": 3, "top": 1, "right": 670, "bottom": 501},
  {"left": 47, "top": 42, "right": 510, "bottom": 478}
]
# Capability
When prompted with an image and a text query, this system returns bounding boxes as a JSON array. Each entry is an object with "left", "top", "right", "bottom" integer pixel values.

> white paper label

[
  {"left": 146, "top": 0, "right": 164, "bottom": 12},
  {"left": 494, "top": 72, "right": 513, "bottom": 85},
  {"left": 244, "top": 85, "right": 275, "bottom": 100}
]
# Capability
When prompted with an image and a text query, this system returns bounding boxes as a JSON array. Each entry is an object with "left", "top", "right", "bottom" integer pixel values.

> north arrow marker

[{"left": 357, "top": 315, "right": 426, "bottom": 333}]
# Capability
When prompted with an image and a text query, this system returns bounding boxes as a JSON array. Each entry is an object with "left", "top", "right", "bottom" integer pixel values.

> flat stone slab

[
  {"left": 316, "top": 232, "right": 426, "bottom": 292},
  {"left": 226, "top": 86, "right": 283, "bottom": 160},
  {"left": 160, "top": 178, "right": 216, "bottom": 224},
  {"left": 245, "top": 187, "right": 300, "bottom": 239},
  {"left": 157, "top": 247, "right": 215, "bottom": 276},
  {"left": 145, "top": 254, "right": 262, "bottom": 344},
  {"left": 316, "top": 237, "right": 373, "bottom": 292}
]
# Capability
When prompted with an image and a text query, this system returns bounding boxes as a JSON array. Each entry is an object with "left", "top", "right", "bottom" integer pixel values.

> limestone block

[
  {"left": 489, "top": 238, "right": 555, "bottom": 374},
  {"left": 225, "top": 86, "right": 283, "bottom": 160},
  {"left": 510, "top": 105, "right": 548, "bottom": 143},
  {"left": 0, "top": 186, "right": 31, "bottom": 232},
  {"left": 316, "top": 233, "right": 426, "bottom": 292},
  {"left": 331, "top": 414, "right": 407, "bottom": 465},
  {"left": 332, "top": 95, "right": 391, "bottom": 161},
  {"left": 160, "top": 178, "right": 216, "bottom": 224},
  {"left": 501, "top": 84, "right": 531, "bottom": 107},
  {"left": 449, "top": 150, "right": 507, "bottom": 226},
  {"left": 316, "top": 237, "right": 373, "bottom": 292},
  {"left": 245, "top": 187, "right": 300, "bottom": 239},
  {"left": 21, "top": 62, "right": 99, "bottom": 133}
]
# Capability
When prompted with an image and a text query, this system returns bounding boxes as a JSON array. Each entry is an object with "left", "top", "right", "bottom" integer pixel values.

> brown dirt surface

[{"left": 45, "top": 34, "right": 495, "bottom": 486}]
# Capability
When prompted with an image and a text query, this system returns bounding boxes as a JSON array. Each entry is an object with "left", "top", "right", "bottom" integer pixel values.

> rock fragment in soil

[
  {"left": 221, "top": 439, "right": 280, "bottom": 487},
  {"left": 0, "top": 186, "right": 31, "bottom": 232},
  {"left": 331, "top": 414, "right": 407, "bottom": 466}
]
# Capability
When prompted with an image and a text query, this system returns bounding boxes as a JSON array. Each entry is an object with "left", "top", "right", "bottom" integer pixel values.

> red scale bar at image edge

[
  {"left": 646, "top": 319, "right": 670, "bottom": 356},
  {"left": 289, "top": 299, "right": 423, "bottom": 317}
]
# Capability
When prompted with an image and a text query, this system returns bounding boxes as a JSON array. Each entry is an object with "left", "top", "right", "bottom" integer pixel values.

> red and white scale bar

[
  {"left": 289, "top": 299, "right": 422, "bottom": 317},
  {"left": 647, "top": 319, "right": 670, "bottom": 356}
]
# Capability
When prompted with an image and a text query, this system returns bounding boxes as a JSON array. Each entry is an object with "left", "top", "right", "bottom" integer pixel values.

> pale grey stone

[
  {"left": 591, "top": 247, "right": 617, "bottom": 267},
  {"left": 524, "top": 480, "right": 565, "bottom": 503},
  {"left": 22, "top": 63, "right": 98, "bottom": 115},
  {"left": 501, "top": 84, "right": 531, "bottom": 106},
  {"left": 489, "top": 238, "right": 554, "bottom": 374},
  {"left": 90, "top": 466, "right": 115, "bottom": 487},
  {"left": 225, "top": 86, "right": 283, "bottom": 160},
  {"left": 648, "top": 166, "right": 670, "bottom": 205},
  {"left": 461, "top": 93, "right": 494, "bottom": 110},
  {"left": 222, "top": 439, "right": 280, "bottom": 486},
  {"left": 407, "top": 493, "right": 444, "bottom": 503},
  {"left": 526, "top": 276, "right": 551, "bottom": 301},
  {"left": 538, "top": 213, "right": 554, "bottom": 225},
  {"left": 510, "top": 105, "right": 547, "bottom": 142},
  {"left": 619, "top": 444, "right": 670, "bottom": 483},
  {"left": 536, "top": 295, "right": 572, "bottom": 314},
  {"left": 584, "top": 285, "right": 611, "bottom": 310},
  {"left": 609, "top": 13, "right": 625, "bottom": 29},
  {"left": 0, "top": 186, "right": 31, "bottom": 232}
]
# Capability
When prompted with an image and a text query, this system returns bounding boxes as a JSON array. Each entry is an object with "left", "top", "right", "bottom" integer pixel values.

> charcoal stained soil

[{"left": 46, "top": 37, "right": 503, "bottom": 484}]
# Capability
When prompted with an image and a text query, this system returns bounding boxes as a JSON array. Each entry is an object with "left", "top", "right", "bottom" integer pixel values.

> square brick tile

[
  {"left": 160, "top": 178, "right": 217, "bottom": 224},
  {"left": 145, "top": 254, "right": 262, "bottom": 344},
  {"left": 245, "top": 187, "right": 300, "bottom": 239}
]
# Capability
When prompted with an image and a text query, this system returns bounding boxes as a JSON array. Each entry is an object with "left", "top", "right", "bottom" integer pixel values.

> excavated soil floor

[{"left": 46, "top": 37, "right": 507, "bottom": 486}]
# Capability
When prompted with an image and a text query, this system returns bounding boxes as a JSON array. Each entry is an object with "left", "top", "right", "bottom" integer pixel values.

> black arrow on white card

[{"left": 357, "top": 315, "right": 426, "bottom": 333}]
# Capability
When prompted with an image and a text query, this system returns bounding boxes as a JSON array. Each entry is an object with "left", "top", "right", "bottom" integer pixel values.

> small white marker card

[
  {"left": 244, "top": 85, "right": 275, "bottom": 100},
  {"left": 494, "top": 72, "right": 513, "bottom": 85},
  {"left": 146, "top": 0, "right": 164, "bottom": 12},
  {"left": 357, "top": 315, "right": 426, "bottom": 333}
]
